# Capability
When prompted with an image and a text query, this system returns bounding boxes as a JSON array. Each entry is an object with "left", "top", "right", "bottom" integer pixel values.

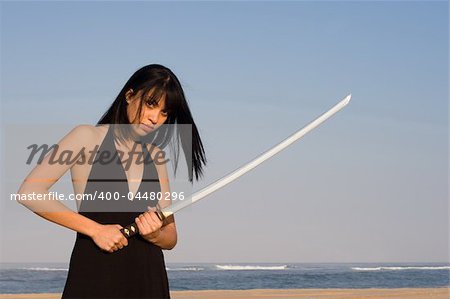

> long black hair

[{"left": 97, "top": 64, "right": 206, "bottom": 182}]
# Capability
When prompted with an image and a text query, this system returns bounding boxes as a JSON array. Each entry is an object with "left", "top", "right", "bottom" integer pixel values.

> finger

[
  {"left": 143, "top": 211, "right": 155, "bottom": 224},
  {"left": 144, "top": 212, "right": 160, "bottom": 232},
  {"left": 113, "top": 239, "right": 123, "bottom": 249},
  {"left": 140, "top": 213, "right": 153, "bottom": 228},
  {"left": 147, "top": 206, "right": 160, "bottom": 214},
  {"left": 141, "top": 212, "right": 161, "bottom": 234},
  {"left": 149, "top": 212, "right": 163, "bottom": 228},
  {"left": 106, "top": 242, "right": 116, "bottom": 253},
  {"left": 135, "top": 216, "right": 143, "bottom": 233},
  {"left": 136, "top": 215, "right": 149, "bottom": 234},
  {"left": 120, "top": 236, "right": 128, "bottom": 247}
]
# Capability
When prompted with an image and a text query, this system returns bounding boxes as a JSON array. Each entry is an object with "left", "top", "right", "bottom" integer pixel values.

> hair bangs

[
  {"left": 141, "top": 85, "right": 165, "bottom": 105},
  {"left": 139, "top": 81, "right": 181, "bottom": 117}
]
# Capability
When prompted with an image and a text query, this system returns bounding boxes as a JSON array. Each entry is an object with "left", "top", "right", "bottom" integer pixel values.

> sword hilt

[{"left": 120, "top": 208, "right": 166, "bottom": 238}]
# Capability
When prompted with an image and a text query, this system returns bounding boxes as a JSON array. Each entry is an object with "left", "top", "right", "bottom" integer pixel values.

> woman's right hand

[{"left": 90, "top": 224, "right": 129, "bottom": 253}]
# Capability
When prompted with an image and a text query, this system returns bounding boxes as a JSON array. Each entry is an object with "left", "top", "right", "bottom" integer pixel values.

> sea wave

[
  {"left": 21, "top": 267, "right": 68, "bottom": 271},
  {"left": 215, "top": 265, "right": 288, "bottom": 270},
  {"left": 352, "top": 266, "right": 450, "bottom": 271},
  {"left": 166, "top": 267, "right": 204, "bottom": 271}
]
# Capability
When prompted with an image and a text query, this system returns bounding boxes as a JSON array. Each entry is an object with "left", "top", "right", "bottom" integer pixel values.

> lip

[{"left": 140, "top": 123, "right": 155, "bottom": 133}]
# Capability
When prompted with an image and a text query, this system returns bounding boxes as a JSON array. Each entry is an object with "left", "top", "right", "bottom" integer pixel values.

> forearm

[
  {"left": 17, "top": 187, "right": 101, "bottom": 238},
  {"left": 143, "top": 225, "right": 177, "bottom": 250}
]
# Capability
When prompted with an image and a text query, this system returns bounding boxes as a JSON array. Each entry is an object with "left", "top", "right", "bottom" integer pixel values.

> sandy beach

[{"left": 0, "top": 288, "right": 448, "bottom": 299}]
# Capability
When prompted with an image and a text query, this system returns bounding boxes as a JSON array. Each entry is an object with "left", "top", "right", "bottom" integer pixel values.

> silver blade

[{"left": 160, "top": 94, "right": 352, "bottom": 217}]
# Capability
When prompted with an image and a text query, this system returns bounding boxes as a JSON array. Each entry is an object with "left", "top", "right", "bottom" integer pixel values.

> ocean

[{"left": 0, "top": 262, "right": 449, "bottom": 294}]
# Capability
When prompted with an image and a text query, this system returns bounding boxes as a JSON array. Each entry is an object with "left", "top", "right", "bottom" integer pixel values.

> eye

[
  {"left": 145, "top": 101, "right": 157, "bottom": 107},
  {"left": 161, "top": 110, "right": 169, "bottom": 117}
]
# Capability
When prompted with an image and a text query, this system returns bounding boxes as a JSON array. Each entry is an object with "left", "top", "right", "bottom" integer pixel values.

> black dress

[{"left": 61, "top": 125, "right": 170, "bottom": 299}]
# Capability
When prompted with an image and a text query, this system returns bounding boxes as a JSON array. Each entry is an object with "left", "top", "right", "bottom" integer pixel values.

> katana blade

[{"left": 120, "top": 94, "right": 351, "bottom": 238}]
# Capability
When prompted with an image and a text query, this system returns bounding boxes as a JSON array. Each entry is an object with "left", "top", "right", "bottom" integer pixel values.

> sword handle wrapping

[
  {"left": 120, "top": 209, "right": 166, "bottom": 238},
  {"left": 120, "top": 222, "right": 139, "bottom": 238}
]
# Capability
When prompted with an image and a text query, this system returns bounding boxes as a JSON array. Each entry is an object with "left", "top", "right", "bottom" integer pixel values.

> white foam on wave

[
  {"left": 166, "top": 267, "right": 204, "bottom": 271},
  {"left": 352, "top": 266, "right": 450, "bottom": 271},
  {"left": 215, "top": 265, "right": 288, "bottom": 270},
  {"left": 22, "top": 267, "right": 68, "bottom": 271}
]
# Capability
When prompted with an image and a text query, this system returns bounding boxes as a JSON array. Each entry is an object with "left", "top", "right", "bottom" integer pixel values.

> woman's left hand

[{"left": 135, "top": 206, "right": 163, "bottom": 241}]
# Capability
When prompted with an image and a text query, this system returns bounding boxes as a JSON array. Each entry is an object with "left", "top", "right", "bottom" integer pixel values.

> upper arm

[{"left": 18, "top": 125, "right": 96, "bottom": 193}]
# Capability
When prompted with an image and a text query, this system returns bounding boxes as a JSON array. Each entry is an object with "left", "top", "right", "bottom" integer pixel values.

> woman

[{"left": 17, "top": 64, "right": 206, "bottom": 298}]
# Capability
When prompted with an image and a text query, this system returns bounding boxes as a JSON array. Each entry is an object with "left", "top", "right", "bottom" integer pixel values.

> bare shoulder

[
  {"left": 67, "top": 124, "right": 109, "bottom": 147},
  {"left": 70, "top": 124, "right": 106, "bottom": 138}
]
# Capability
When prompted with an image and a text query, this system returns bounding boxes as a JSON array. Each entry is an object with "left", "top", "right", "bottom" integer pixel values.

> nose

[{"left": 146, "top": 109, "right": 160, "bottom": 125}]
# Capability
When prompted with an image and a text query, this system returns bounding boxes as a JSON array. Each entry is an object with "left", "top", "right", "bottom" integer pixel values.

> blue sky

[{"left": 1, "top": 1, "right": 448, "bottom": 263}]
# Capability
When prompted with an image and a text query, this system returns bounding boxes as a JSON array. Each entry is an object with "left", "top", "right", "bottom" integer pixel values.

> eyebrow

[{"left": 145, "top": 97, "right": 169, "bottom": 111}]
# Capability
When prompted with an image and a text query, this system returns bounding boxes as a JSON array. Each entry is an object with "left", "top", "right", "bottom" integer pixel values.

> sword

[{"left": 120, "top": 94, "right": 352, "bottom": 238}]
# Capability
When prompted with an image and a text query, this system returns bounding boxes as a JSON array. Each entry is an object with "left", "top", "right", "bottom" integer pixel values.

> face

[{"left": 125, "top": 88, "right": 169, "bottom": 136}]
